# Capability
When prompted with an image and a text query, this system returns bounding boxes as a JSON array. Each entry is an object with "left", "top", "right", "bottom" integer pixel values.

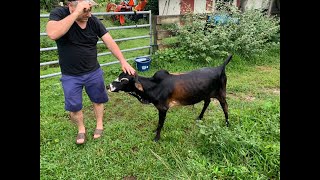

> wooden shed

[
  {"left": 158, "top": 0, "right": 279, "bottom": 16},
  {"left": 158, "top": 0, "right": 239, "bottom": 15}
]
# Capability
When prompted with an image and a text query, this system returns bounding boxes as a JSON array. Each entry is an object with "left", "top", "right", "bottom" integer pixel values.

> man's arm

[
  {"left": 101, "top": 32, "right": 136, "bottom": 75},
  {"left": 46, "top": 12, "right": 79, "bottom": 40},
  {"left": 46, "top": 1, "right": 91, "bottom": 40}
]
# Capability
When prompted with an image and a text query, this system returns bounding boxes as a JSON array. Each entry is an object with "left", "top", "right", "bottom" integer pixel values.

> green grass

[
  {"left": 40, "top": 47, "right": 279, "bottom": 179},
  {"left": 40, "top": 9, "right": 280, "bottom": 180}
]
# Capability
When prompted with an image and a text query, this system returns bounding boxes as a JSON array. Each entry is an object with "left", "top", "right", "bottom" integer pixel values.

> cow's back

[{"left": 163, "top": 67, "right": 223, "bottom": 106}]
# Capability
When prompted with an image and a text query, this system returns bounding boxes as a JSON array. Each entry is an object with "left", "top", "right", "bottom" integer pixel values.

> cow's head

[
  {"left": 108, "top": 72, "right": 149, "bottom": 103},
  {"left": 109, "top": 72, "right": 145, "bottom": 91}
]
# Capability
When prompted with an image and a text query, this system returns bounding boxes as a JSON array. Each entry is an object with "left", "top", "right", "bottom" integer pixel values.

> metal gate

[{"left": 40, "top": 11, "right": 153, "bottom": 79}]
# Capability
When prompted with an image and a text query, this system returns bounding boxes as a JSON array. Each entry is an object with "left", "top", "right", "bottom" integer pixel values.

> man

[{"left": 46, "top": 0, "right": 136, "bottom": 144}]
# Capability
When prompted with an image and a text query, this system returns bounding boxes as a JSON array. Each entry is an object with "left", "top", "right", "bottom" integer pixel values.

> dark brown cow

[{"left": 108, "top": 54, "right": 232, "bottom": 141}]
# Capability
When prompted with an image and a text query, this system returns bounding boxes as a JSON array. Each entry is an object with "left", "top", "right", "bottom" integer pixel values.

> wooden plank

[
  {"left": 152, "top": 15, "right": 158, "bottom": 52},
  {"left": 156, "top": 24, "right": 164, "bottom": 31},
  {"left": 153, "top": 15, "right": 184, "bottom": 51},
  {"left": 157, "top": 30, "right": 173, "bottom": 40},
  {"left": 156, "top": 15, "right": 182, "bottom": 25}
]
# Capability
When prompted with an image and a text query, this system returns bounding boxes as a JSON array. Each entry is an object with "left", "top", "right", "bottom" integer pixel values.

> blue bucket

[
  {"left": 212, "top": 14, "right": 229, "bottom": 25},
  {"left": 208, "top": 14, "right": 239, "bottom": 25},
  {"left": 134, "top": 57, "right": 151, "bottom": 72}
]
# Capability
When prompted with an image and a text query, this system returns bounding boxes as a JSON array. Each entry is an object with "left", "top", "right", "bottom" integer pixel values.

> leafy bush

[
  {"left": 152, "top": 48, "right": 187, "bottom": 68},
  {"left": 145, "top": 0, "right": 159, "bottom": 15},
  {"left": 40, "top": 0, "right": 61, "bottom": 11},
  {"left": 170, "top": 2, "right": 279, "bottom": 62}
]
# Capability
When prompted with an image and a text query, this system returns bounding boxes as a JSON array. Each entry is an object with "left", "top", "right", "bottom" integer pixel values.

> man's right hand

[{"left": 73, "top": 1, "right": 92, "bottom": 16}]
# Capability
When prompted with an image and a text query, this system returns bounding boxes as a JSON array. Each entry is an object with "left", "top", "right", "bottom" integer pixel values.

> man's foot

[
  {"left": 76, "top": 132, "right": 86, "bottom": 145},
  {"left": 93, "top": 129, "right": 103, "bottom": 139}
]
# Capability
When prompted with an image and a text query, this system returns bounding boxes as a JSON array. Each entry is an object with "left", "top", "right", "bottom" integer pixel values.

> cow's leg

[
  {"left": 154, "top": 109, "right": 167, "bottom": 142},
  {"left": 217, "top": 95, "right": 229, "bottom": 126},
  {"left": 197, "top": 98, "right": 211, "bottom": 120}
]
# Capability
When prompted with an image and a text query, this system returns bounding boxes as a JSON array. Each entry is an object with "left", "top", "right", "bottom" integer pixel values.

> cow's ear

[
  {"left": 134, "top": 75, "right": 144, "bottom": 92},
  {"left": 135, "top": 82, "right": 144, "bottom": 92}
]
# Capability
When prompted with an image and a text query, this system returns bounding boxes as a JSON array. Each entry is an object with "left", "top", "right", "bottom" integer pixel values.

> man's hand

[
  {"left": 73, "top": 0, "right": 92, "bottom": 16},
  {"left": 101, "top": 33, "right": 137, "bottom": 76},
  {"left": 121, "top": 61, "right": 136, "bottom": 76}
]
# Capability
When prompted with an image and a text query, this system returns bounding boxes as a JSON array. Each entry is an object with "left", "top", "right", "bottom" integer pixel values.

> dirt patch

[
  {"left": 227, "top": 92, "right": 255, "bottom": 102},
  {"left": 244, "top": 95, "right": 255, "bottom": 101},
  {"left": 256, "top": 66, "right": 274, "bottom": 72},
  {"left": 263, "top": 88, "right": 280, "bottom": 95},
  {"left": 272, "top": 88, "right": 280, "bottom": 95},
  {"left": 131, "top": 146, "right": 139, "bottom": 153}
]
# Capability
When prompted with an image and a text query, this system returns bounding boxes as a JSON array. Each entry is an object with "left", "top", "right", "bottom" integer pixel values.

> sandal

[
  {"left": 76, "top": 132, "right": 86, "bottom": 145},
  {"left": 93, "top": 129, "right": 103, "bottom": 139}
]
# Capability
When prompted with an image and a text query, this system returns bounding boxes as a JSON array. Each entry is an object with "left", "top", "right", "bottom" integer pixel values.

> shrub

[
  {"left": 145, "top": 0, "right": 159, "bottom": 15},
  {"left": 170, "top": 2, "right": 279, "bottom": 63},
  {"left": 152, "top": 48, "right": 186, "bottom": 67},
  {"left": 40, "top": 0, "right": 61, "bottom": 11}
]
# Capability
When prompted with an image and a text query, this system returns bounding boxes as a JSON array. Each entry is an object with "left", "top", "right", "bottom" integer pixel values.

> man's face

[{"left": 69, "top": 0, "right": 92, "bottom": 22}]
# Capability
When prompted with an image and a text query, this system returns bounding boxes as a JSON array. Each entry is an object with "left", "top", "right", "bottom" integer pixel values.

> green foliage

[
  {"left": 172, "top": 2, "right": 279, "bottom": 62},
  {"left": 93, "top": 1, "right": 107, "bottom": 10},
  {"left": 161, "top": 36, "right": 179, "bottom": 46},
  {"left": 40, "top": 16, "right": 58, "bottom": 63},
  {"left": 40, "top": 0, "right": 61, "bottom": 11},
  {"left": 145, "top": 0, "right": 159, "bottom": 15},
  {"left": 152, "top": 48, "right": 186, "bottom": 67},
  {"left": 105, "top": 0, "right": 122, "bottom": 4},
  {"left": 40, "top": 51, "right": 59, "bottom": 63},
  {"left": 197, "top": 99, "right": 280, "bottom": 179}
]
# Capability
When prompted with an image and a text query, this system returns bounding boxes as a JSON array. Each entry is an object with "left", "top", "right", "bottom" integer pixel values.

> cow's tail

[
  {"left": 220, "top": 54, "right": 232, "bottom": 76},
  {"left": 222, "top": 54, "right": 233, "bottom": 68}
]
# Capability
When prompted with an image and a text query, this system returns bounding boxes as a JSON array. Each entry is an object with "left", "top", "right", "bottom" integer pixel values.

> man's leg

[
  {"left": 84, "top": 68, "right": 109, "bottom": 139},
  {"left": 93, "top": 103, "right": 104, "bottom": 139},
  {"left": 60, "top": 74, "right": 85, "bottom": 144},
  {"left": 70, "top": 110, "right": 86, "bottom": 144}
]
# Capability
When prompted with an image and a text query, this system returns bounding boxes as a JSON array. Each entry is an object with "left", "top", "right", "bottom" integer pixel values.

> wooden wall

[{"left": 152, "top": 15, "right": 182, "bottom": 50}]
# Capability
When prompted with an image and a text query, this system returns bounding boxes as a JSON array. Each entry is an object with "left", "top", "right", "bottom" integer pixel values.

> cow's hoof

[{"left": 195, "top": 118, "right": 202, "bottom": 122}]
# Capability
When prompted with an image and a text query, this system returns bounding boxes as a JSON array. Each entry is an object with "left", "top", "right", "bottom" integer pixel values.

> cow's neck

[{"left": 135, "top": 77, "right": 158, "bottom": 102}]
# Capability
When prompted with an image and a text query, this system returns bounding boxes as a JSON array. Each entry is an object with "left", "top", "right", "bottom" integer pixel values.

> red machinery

[{"left": 106, "top": 0, "right": 148, "bottom": 25}]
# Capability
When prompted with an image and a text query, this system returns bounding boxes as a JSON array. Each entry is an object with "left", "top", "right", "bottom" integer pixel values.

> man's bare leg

[
  {"left": 93, "top": 103, "right": 104, "bottom": 139},
  {"left": 70, "top": 110, "right": 85, "bottom": 144}
]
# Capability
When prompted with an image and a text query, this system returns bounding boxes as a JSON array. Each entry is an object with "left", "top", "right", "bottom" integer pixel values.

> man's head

[
  {"left": 68, "top": 0, "right": 98, "bottom": 22},
  {"left": 68, "top": 0, "right": 98, "bottom": 6}
]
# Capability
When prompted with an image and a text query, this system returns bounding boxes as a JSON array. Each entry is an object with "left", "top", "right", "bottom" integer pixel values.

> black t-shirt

[{"left": 49, "top": 7, "right": 108, "bottom": 76}]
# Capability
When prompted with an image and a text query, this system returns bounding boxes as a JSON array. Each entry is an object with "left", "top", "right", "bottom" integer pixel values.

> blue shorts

[{"left": 60, "top": 68, "right": 109, "bottom": 112}]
